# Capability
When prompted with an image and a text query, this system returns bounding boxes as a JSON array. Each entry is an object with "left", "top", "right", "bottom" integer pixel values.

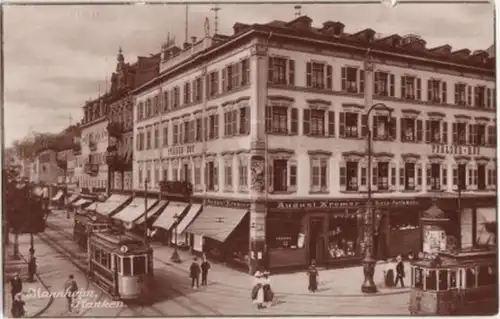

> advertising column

[{"left": 248, "top": 39, "right": 269, "bottom": 274}]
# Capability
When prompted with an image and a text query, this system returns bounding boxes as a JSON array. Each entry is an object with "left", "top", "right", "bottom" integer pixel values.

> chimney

[{"left": 321, "top": 21, "right": 344, "bottom": 36}]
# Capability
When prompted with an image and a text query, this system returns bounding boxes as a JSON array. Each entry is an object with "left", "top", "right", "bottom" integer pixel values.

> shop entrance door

[{"left": 309, "top": 217, "right": 325, "bottom": 264}]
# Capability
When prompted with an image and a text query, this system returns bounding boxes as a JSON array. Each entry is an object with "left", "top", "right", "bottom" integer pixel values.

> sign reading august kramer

[{"left": 270, "top": 199, "right": 420, "bottom": 210}]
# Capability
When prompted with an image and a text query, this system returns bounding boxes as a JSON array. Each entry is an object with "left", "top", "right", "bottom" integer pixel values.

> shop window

[
  {"left": 377, "top": 162, "right": 389, "bottom": 190},
  {"left": 328, "top": 215, "right": 359, "bottom": 259},
  {"left": 390, "top": 211, "right": 419, "bottom": 231},
  {"left": 122, "top": 257, "right": 132, "bottom": 276},
  {"left": 267, "top": 217, "right": 304, "bottom": 249},
  {"left": 133, "top": 256, "right": 146, "bottom": 275}
]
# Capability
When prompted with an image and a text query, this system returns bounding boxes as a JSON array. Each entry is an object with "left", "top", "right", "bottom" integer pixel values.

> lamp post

[
  {"left": 144, "top": 178, "right": 149, "bottom": 245},
  {"left": 171, "top": 213, "right": 181, "bottom": 263},
  {"left": 361, "top": 102, "right": 392, "bottom": 294}
]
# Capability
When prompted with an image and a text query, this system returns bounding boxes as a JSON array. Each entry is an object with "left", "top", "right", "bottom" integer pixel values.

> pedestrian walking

[
  {"left": 395, "top": 255, "right": 406, "bottom": 288},
  {"left": 11, "top": 292, "right": 26, "bottom": 318},
  {"left": 384, "top": 258, "right": 395, "bottom": 287},
  {"left": 64, "top": 274, "right": 79, "bottom": 312},
  {"left": 189, "top": 257, "right": 200, "bottom": 289},
  {"left": 262, "top": 271, "right": 274, "bottom": 307},
  {"left": 28, "top": 253, "right": 37, "bottom": 282},
  {"left": 307, "top": 260, "right": 319, "bottom": 293},
  {"left": 10, "top": 272, "right": 23, "bottom": 302},
  {"left": 200, "top": 256, "right": 211, "bottom": 286},
  {"left": 251, "top": 271, "right": 265, "bottom": 309}
]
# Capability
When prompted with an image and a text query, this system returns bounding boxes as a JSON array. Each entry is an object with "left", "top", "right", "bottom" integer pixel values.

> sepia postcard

[{"left": 2, "top": 1, "right": 497, "bottom": 317}]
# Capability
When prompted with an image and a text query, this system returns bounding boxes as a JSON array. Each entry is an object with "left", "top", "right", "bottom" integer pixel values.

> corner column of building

[{"left": 248, "top": 39, "right": 270, "bottom": 275}]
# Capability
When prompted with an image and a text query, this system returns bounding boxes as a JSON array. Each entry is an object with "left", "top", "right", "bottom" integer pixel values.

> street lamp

[
  {"left": 171, "top": 213, "right": 181, "bottom": 263},
  {"left": 361, "top": 102, "right": 393, "bottom": 294}
]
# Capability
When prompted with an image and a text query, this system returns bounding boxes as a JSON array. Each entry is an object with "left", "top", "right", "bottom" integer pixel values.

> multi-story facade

[
  {"left": 133, "top": 16, "right": 496, "bottom": 272},
  {"left": 107, "top": 49, "right": 160, "bottom": 192},
  {"left": 78, "top": 98, "right": 110, "bottom": 194}
]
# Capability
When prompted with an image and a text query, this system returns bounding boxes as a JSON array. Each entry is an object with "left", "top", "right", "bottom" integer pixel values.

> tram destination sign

[
  {"left": 431, "top": 144, "right": 480, "bottom": 156},
  {"left": 270, "top": 199, "right": 420, "bottom": 211}
]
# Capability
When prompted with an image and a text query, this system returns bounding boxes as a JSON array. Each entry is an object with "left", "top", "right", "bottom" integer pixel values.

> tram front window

[
  {"left": 438, "top": 270, "right": 448, "bottom": 291},
  {"left": 425, "top": 270, "right": 437, "bottom": 291},
  {"left": 450, "top": 270, "right": 457, "bottom": 288},
  {"left": 478, "top": 265, "right": 494, "bottom": 286},
  {"left": 133, "top": 256, "right": 146, "bottom": 275},
  {"left": 466, "top": 268, "right": 476, "bottom": 288},
  {"left": 414, "top": 268, "right": 423, "bottom": 289},
  {"left": 123, "top": 257, "right": 132, "bottom": 276}
]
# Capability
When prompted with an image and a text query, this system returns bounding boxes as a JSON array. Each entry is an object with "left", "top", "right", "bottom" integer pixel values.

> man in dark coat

[
  {"left": 395, "top": 255, "right": 405, "bottom": 288},
  {"left": 189, "top": 258, "right": 201, "bottom": 289},
  {"left": 64, "top": 274, "right": 78, "bottom": 312},
  {"left": 200, "top": 256, "right": 211, "bottom": 286},
  {"left": 10, "top": 272, "right": 23, "bottom": 301}
]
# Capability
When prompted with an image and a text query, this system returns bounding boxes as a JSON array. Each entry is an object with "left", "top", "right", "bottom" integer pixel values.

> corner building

[{"left": 133, "top": 16, "right": 496, "bottom": 272}]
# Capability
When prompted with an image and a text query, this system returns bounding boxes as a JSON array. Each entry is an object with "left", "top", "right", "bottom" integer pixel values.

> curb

[
  {"left": 18, "top": 249, "right": 54, "bottom": 317},
  {"left": 155, "top": 256, "right": 411, "bottom": 298}
]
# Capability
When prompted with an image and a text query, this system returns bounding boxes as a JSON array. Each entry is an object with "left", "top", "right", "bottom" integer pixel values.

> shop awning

[
  {"left": 86, "top": 202, "right": 98, "bottom": 211},
  {"left": 73, "top": 199, "right": 92, "bottom": 207},
  {"left": 67, "top": 194, "right": 79, "bottom": 204},
  {"left": 134, "top": 200, "right": 167, "bottom": 224},
  {"left": 177, "top": 204, "right": 202, "bottom": 235},
  {"left": 153, "top": 202, "right": 189, "bottom": 231},
  {"left": 477, "top": 208, "right": 497, "bottom": 223},
  {"left": 113, "top": 197, "right": 158, "bottom": 224},
  {"left": 185, "top": 206, "right": 248, "bottom": 243},
  {"left": 95, "top": 194, "right": 131, "bottom": 217},
  {"left": 51, "top": 190, "right": 63, "bottom": 201}
]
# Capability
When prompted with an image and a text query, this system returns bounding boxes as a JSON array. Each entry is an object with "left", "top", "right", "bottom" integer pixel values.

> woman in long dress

[
  {"left": 262, "top": 271, "right": 274, "bottom": 307},
  {"left": 307, "top": 260, "right": 319, "bottom": 293},
  {"left": 251, "top": 271, "right": 265, "bottom": 309}
]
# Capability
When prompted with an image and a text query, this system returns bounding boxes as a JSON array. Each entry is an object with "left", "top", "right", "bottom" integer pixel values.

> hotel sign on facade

[
  {"left": 167, "top": 144, "right": 197, "bottom": 157},
  {"left": 431, "top": 144, "right": 480, "bottom": 156}
]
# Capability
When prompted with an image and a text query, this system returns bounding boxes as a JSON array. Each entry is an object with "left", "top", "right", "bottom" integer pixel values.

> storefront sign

[
  {"left": 167, "top": 144, "right": 196, "bottom": 156},
  {"left": 431, "top": 144, "right": 480, "bottom": 156},
  {"left": 204, "top": 198, "right": 250, "bottom": 209},
  {"left": 271, "top": 199, "right": 420, "bottom": 211}
]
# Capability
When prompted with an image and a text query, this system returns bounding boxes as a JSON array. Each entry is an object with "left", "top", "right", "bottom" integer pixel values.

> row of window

[
  {"left": 266, "top": 106, "right": 497, "bottom": 146},
  {"left": 135, "top": 106, "right": 250, "bottom": 150},
  {"left": 136, "top": 158, "right": 496, "bottom": 193},
  {"left": 268, "top": 57, "right": 496, "bottom": 109},
  {"left": 136, "top": 59, "right": 251, "bottom": 121},
  {"left": 77, "top": 177, "right": 107, "bottom": 189}
]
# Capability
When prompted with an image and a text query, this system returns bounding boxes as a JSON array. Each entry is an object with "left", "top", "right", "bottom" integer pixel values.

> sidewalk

[
  {"left": 151, "top": 242, "right": 411, "bottom": 297},
  {"left": 3, "top": 236, "right": 53, "bottom": 318}
]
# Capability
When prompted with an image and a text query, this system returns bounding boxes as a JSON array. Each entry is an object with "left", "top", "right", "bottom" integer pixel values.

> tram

[
  {"left": 88, "top": 229, "right": 153, "bottom": 301},
  {"left": 74, "top": 212, "right": 111, "bottom": 250},
  {"left": 409, "top": 248, "right": 497, "bottom": 315}
]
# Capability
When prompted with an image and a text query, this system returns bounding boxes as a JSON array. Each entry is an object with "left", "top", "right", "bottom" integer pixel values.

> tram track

[{"left": 46, "top": 218, "right": 222, "bottom": 316}]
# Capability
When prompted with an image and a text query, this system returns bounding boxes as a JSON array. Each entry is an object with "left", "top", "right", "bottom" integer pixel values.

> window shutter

[
  {"left": 452, "top": 164, "right": 458, "bottom": 191},
  {"left": 339, "top": 112, "right": 346, "bottom": 138},
  {"left": 441, "top": 164, "right": 447, "bottom": 190},
  {"left": 401, "top": 76, "right": 406, "bottom": 98},
  {"left": 328, "top": 111, "right": 335, "bottom": 137},
  {"left": 425, "top": 120, "right": 431, "bottom": 143},
  {"left": 452, "top": 123, "right": 458, "bottom": 144},
  {"left": 359, "top": 69, "right": 365, "bottom": 93},
  {"left": 291, "top": 108, "right": 299, "bottom": 135},
  {"left": 268, "top": 162, "right": 273, "bottom": 192},
  {"left": 360, "top": 162, "right": 368, "bottom": 188},
  {"left": 326, "top": 65, "right": 333, "bottom": 89},
  {"left": 372, "top": 166, "right": 378, "bottom": 190},
  {"left": 400, "top": 118, "right": 405, "bottom": 142},
  {"left": 136, "top": 134, "right": 141, "bottom": 150},
  {"left": 390, "top": 162, "right": 396, "bottom": 190},
  {"left": 244, "top": 106, "right": 250, "bottom": 134},
  {"left": 442, "top": 82, "right": 447, "bottom": 103},
  {"left": 416, "top": 78, "right": 422, "bottom": 100},
  {"left": 339, "top": 161, "right": 346, "bottom": 191},
  {"left": 268, "top": 57, "right": 273, "bottom": 83},
  {"left": 221, "top": 68, "right": 227, "bottom": 93},
  {"left": 288, "top": 59, "right": 295, "bottom": 85},
  {"left": 306, "top": 62, "right": 312, "bottom": 87},
  {"left": 427, "top": 79, "right": 432, "bottom": 101},
  {"left": 203, "top": 117, "right": 208, "bottom": 141},
  {"left": 265, "top": 106, "right": 272, "bottom": 133},
  {"left": 289, "top": 162, "right": 297, "bottom": 187},
  {"left": 426, "top": 163, "right": 432, "bottom": 191},
  {"left": 205, "top": 74, "right": 210, "bottom": 98},
  {"left": 442, "top": 122, "right": 448, "bottom": 144},
  {"left": 373, "top": 72, "right": 379, "bottom": 94},
  {"left": 454, "top": 84, "right": 459, "bottom": 105},
  {"left": 341, "top": 67, "right": 347, "bottom": 91},
  {"left": 487, "top": 88, "right": 492, "bottom": 108},
  {"left": 468, "top": 124, "right": 475, "bottom": 145},
  {"left": 303, "top": 109, "right": 311, "bottom": 135},
  {"left": 214, "top": 115, "right": 219, "bottom": 139},
  {"left": 361, "top": 114, "right": 368, "bottom": 138},
  {"left": 213, "top": 161, "right": 219, "bottom": 191},
  {"left": 390, "top": 117, "right": 396, "bottom": 140},
  {"left": 416, "top": 119, "right": 423, "bottom": 142},
  {"left": 416, "top": 164, "right": 423, "bottom": 190},
  {"left": 467, "top": 86, "right": 472, "bottom": 106},
  {"left": 471, "top": 124, "right": 477, "bottom": 145},
  {"left": 389, "top": 74, "right": 395, "bottom": 97},
  {"left": 399, "top": 165, "right": 405, "bottom": 191},
  {"left": 372, "top": 116, "right": 378, "bottom": 139}
]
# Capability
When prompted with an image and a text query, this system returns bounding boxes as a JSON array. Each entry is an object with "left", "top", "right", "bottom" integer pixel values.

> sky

[{"left": 3, "top": 1, "right": 495, "bottom": 147}]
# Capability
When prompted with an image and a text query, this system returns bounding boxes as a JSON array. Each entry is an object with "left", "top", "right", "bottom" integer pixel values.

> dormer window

[
  {"left": 306, "top": 62, "right": 332, "bottom": 89},
  {"left": 374, "top": 72, "right": 395, "bottom": 97},
  {"left": 401, "top": 76, "right": 421, "bottom": 100},
  {"left": 427, "top": 79, "right": 447, "bottom": 104},
  {"left": 268, "top": 57, "right": 295, "bottom": 85},
  {"left": 341, "top": 67, "right": 364, "bottom": 94}
]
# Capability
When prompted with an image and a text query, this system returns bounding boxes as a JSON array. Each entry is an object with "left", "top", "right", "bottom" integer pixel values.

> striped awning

[
  {"left": 153, "top": 202, "right": 188, "bottom": 231},
  {"left": 177, "top": 204, "right": 202, "bottom": 235},
  {"left": 95, "top": 194, "right": 131, "bottom": 216},
  {"left": 113, "top": 197, "right": 158, "bottom": 224},
  {"left": 135, "top": 200, "right": 168, "bottom": 224},
  {"left": 73, "top": 199, "right": 92, "bottom": 207},
  {"left": 186, "top": 206, "right": 248, "bottom": 243}
]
